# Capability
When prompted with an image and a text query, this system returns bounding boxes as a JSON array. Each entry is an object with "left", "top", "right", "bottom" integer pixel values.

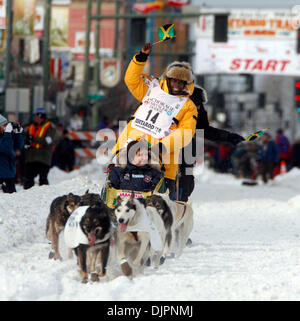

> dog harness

[
  {"left": 175, "top": 201, "right": 187, "bottom": 221},
  {"left": 126, "top": 206, "right": 163, "bottom": 252}
]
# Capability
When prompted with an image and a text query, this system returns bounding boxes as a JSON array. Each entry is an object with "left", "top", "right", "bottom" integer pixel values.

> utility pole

[
  {"left": 92, "top": 0, "right": 101, "bottom": 129},
  {"left": 42, "top": 0, "right": 52, "bottom": 107},
  {"left": 114, "top": 0, "right": 120, "bottom": 58},
  {"left": 3, "top": 0, "right": 13, "bottom": 113},
  {"left": 82, "top": 0, "right": 92, "bottom": 130}
]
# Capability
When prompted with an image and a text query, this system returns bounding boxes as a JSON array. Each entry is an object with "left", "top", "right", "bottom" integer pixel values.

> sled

[{"left": 101, "top": 171, "right": 166, "bottom": 208}]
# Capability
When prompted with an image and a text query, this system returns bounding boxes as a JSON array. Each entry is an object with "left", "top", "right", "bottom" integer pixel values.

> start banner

[
  {"left": 194, "top": 9, "right": 300, "bottom": 76},
  {"left": 194, "top": 38, "right": 300, "bottom": 76}
]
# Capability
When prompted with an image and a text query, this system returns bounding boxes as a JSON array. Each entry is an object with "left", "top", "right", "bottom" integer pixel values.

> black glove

[
  {"left": 227, "top": 133, "right": 245, "bottom": 146},
  {"left": 24, "top": 133, "right": 33, "bottom": 149}
]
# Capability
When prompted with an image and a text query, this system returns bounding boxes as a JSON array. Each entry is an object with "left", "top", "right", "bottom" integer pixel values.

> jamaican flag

[
  {"left": 158, "top": 24, "right": 175, "bottom": 42},
  {"left": 246, "top": 128, "right": 269, "bottom": 142}
]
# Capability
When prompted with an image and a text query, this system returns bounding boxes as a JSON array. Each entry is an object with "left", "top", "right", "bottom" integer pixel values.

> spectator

[
  {"left": 291, "top": 138, "right": 300, "bottom": 168},
  {"left": 275, "top": 129, "right": 291, "bottom": 161},
  {"left": 232, "top": 142, "right": 258, "bottom": 179},
  {"left": 275, "top": 129, "right": 291, "bottom": 173},
  {"left": 0, "top": 115, "right": 24, "bottom": 193},
  {"left": 23, "top": 108, "right": 56, "bottom": 189},
  {"left": 256, "top": 133, "right": 279, "bottom": 184},
  {"left": 98, "top": 116, "right": 111, "bottom": 130},
  {"left": 53, "top": 129, "right": 75, "bottom": 172},
  {"left": 214, "top": 142, "right": 233, "bottom": 173}
]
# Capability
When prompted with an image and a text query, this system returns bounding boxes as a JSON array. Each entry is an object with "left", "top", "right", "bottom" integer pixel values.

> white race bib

[
  {"left": 64, "top": 206, "right": 90, "bottom": 248},
  {"left": 131, "top": 79, "right": 188, "bottom": 139}
]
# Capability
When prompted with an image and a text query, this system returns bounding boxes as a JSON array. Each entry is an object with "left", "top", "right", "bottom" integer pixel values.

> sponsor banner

[
  {"left": 117, "top": 191, "right": 145, "bottom": 199},
  {"left": 13, "top": 0, "right": 36, "bottom": 37},
  {"left": 195, "top": 9, "right": 300, "bottom": 76},
  {"left": 50, "top": 6, "right": 69, "bottom": 48},
  {"left": 195, "top": 38, "right": 300, "bottom": 75},
  {"left": 196, "top": 9, "right": 300, "bottom": 40}
]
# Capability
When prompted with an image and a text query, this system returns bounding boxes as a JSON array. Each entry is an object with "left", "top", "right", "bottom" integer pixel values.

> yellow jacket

[{"left": 112, "top": 54, "right": 198, "bottom": 180}]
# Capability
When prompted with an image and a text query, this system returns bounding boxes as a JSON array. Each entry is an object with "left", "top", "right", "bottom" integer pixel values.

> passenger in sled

[{"left": 102, "top": 139, "right": 165, "bottom": 208}]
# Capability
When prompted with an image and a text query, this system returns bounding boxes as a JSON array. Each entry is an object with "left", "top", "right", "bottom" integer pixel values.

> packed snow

[{"left": 1, "top": 159, "right": 300, "bottom": 301}]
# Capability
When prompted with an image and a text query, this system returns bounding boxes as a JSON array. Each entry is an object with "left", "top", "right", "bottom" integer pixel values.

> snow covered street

[{"left": 1, "top": 160, "right": 300, "bottom": 301}]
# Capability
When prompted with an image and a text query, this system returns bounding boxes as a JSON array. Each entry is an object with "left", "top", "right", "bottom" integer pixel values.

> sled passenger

[
  {"left": 112, "top": 42, "right": 198, "bottom": 199},
  {"left": 109, "top": 140, "right": 162, "bottom": 192}
]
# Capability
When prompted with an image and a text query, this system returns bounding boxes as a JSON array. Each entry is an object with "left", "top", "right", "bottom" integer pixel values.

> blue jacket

[
  {"left": 108, "top": 163, "right": 162, "bottom": 192},
  {"left": 258, "top": 141, "right": 279, "bottom": 164},
  {"left": 0, "top": 132, "right": 24, "bottom": 178}
]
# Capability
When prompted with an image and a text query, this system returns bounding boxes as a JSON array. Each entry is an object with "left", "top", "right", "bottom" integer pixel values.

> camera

[{"left": 11, "top": 122, "right": 21, "bottom": 130}]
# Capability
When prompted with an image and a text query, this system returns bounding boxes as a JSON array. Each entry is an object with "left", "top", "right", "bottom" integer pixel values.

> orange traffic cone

[{"left": 280, "top": 160, "right": 287, "bottom": 174}]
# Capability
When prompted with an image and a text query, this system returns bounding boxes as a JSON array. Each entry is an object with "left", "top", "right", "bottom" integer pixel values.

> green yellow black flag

[
  {"left": 246, "top": 128, "right": 270, "bottom": 142},
  {"left": 153, "top": 24, "right": 175, "bottom": 45}
]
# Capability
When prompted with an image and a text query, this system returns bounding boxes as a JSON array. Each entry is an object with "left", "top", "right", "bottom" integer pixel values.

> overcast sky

[{"left": 191, "top": 0, "right": 300, "bottom": 9}]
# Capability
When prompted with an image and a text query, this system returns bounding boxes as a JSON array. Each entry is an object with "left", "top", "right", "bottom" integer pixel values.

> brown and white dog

[
  {"left": 113, "top": 193, "right": 166, "bottom": 276},
  {"left": 64, "top": 202, "right": 112, "bottom": 283},
  {"left": 46, "top": 193, "right": 81, "bottom": 260}
]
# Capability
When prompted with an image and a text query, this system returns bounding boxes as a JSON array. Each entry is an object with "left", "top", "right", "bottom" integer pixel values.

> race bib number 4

[{"left": 131, "top": 80, "right": 187, "bottom": 139}]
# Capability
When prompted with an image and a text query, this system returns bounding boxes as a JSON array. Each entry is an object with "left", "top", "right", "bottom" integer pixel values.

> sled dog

[
  {"left": 80, "top": 189, "right": 103, "bottom": 206},
  {"left": 153, "top": 191, "right": 194, "bottom": 258},
  {"left": 113, "top": 192, "right": 166, "bottom": 276},
  {"left": 145, "top": 194, "right": 175, "bottom": 257},
  {"left": 46, "top": 193, "right": 81, "bottom": 260},
  {"left": 64, "top": 202, "right": 112, "bottom": 283}
]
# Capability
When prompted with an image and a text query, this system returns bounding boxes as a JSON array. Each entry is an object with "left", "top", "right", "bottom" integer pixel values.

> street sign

[{"left": 88, "top": 93, "right": 104, "bottom": 100}]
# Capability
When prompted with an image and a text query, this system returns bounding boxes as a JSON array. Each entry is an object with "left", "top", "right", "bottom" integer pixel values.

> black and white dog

[{"left": 149, "top": 191, "right": 194, "bottom": 258}]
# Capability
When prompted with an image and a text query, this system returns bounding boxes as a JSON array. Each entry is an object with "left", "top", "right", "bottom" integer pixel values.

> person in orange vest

[{"left": 23, "top": 108, "right": 56, "bottom": 189}]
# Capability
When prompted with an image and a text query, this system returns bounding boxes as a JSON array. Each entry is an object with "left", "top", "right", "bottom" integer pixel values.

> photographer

[{"left": 0, "top": 114, "right": 24, "bottom": 193}]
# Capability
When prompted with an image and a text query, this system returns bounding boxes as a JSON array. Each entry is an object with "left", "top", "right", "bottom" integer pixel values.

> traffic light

[{"left": 295, "top": 79, "right": 300, "bottom": 120}]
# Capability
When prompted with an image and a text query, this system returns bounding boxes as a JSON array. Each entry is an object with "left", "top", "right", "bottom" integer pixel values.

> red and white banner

[
  {"left": 168, "top": 0, "right": 189, "bottom": 7},
  {"left": 50, "top": 51, "right": 71, "bottom": 81},
  {"left": 194, "top": 9, "right": 300, "bottom": 76},
  {"left": 133, "top": 1, "right": 164, "bottom": 14},
  {"left": 195, "top": 38, "right": 300, "bottom": 76}
]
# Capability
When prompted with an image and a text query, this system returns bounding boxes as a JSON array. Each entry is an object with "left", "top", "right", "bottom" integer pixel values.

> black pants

[
  {"left": 23, "top": 161, "right": 50, "bottom": 190},
  {"left": 164, "top": 178, "right": 176, "bottom": 200},
  {"left": 0, "top": 178, "right": 16, "bottom": 193},
  {"left": 259, "top": 162, "right": 274, "bottom": 183},
  {"left": 179, "top": 174, "right": 195, "bottom": 202}
]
